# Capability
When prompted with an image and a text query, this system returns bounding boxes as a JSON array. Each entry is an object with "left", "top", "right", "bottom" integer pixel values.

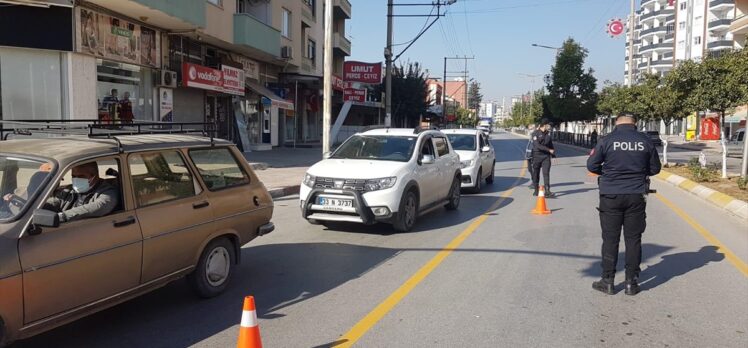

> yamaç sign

[{"left": 343, "top": 61, "right": 382, "bottom": 84}]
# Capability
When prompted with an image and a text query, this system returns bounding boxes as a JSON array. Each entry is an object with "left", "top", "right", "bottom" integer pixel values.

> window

[
  {"left": 189, "top": 148, "right": 249, "bottom": 191},
  {"left": 680, "top": 2, "right": 686, "bottom": 10},
  {"left": 0, "top": 156, "right": 53, "bottom": 221},
  {"left": 332, "top": 135, "right": 417, "bottom": 162},
  {"left": 666, "top": 23, "right": 675, "bottom": 34},
  {"left": 420, "top": 138, "right": 435, "bottom": 157},
  {"left": 434, "top": 137, "right": 449, "bottom": 157},
  {"left": 694, "top": 36, "right": 701, "bottom": 45},
  {"left": 282, "top": 9, "right": 291, "bottom": 38},
  {"left": 129, "top": 151, "right": 199, "bottom": 207},
  {"left": 678, "top": 40, "right": 685, "bottom": 49},
  {"left": 307, "top": 39, "right": 316, "bottom": 61},
  {"left": 207, "top": 0, "right": 222, "bottom": 6},
  {"left": 679, "top": 21, "right": 686, "bottom": 30},
  {"left": 0, "top": 47, "right": 64, "bottom": 120},
  {"left": 695, "top": 16, "right": 702, "bottom": 23}
]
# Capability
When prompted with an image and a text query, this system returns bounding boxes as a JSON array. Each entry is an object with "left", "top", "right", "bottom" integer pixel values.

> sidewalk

[
  {"left": 665, "top": 138, "right": 723, "bottom": 153},
  {"left": 243, "top": 147, "right": 321, "bottom": 198}
]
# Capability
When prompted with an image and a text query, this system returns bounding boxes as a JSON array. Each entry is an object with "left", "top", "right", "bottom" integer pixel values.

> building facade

[
  {"left": 0, "top": 0, "right": 351, "bottom": 151},
  {"left": 730, "top": 0, "right": 747, "bottom": 48}
]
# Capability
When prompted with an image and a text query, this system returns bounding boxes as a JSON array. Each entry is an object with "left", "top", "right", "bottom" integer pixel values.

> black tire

[
  {"left": 445, "top": 175, "right": 461, "bottom": 210},
  {"left": 470, "top": 167, "right": 483, "bottom": 193},
  {"left": 188, "top": 238, "right": 235, "bottom": 298},
  {"left": 486, "top": 163, "right": 495, "bottom": 184},
  {"left": 393, "top": 189, "right": 418, "bottom": 232}
]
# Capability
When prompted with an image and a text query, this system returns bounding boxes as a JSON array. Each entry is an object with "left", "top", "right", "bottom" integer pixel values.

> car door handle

[
  {"left": 193, "top": 201, "right": 210, "bottom": 209},
  {"left": 113, "top": 216, "right": 136, "bottom": 228}
]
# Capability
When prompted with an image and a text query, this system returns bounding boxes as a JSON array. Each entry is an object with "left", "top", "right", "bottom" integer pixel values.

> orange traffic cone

[
  {"left": 532, "top": 186, "right": 551, "bottom": 215},
  {"left": 587, "top": 171, "right": 599, "bottom": 177},
  {"left": 237, "top": 296, "right": 263, "bottom": 348}
]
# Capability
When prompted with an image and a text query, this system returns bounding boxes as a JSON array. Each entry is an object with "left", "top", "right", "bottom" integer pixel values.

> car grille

[{"left": 314, "top": 177, "right": 367, "bottom": 191}]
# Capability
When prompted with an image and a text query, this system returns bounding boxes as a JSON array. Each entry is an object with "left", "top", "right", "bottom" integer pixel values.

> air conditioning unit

[
  {"left": 159, "top": 70, "right": 177, "bottom": 88},
  {"left": 281, "top": 46, "right": 293, "bottom": 59}
]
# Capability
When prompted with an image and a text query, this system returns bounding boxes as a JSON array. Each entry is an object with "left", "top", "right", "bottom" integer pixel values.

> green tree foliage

[
  {"left": 508, "top": 90, "right": 544, "bottom": 127},
  {"left": 468, "top": 81, "right": 483, "bottom": 111},
  {"left": 597, "top": 82, "right": 642, "bottom": 117},
  {"left": 544, "top": 38, "right": 598, "bottom": 123},
  {"left": 455, "top": 108, "right": 476, "bottom": 127},
  {"left": 639, "top": 73, "right": 691, "bottom": 129},
  {"left": 374, "top": 61, "right": 430, "bottom": 127}
]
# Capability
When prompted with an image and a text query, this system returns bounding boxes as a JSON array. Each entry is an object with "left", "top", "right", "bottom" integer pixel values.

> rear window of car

[
  {"left": 446, "top": 134, "right": 476, "bottom": 151},
  {"left": 189, "top": 147, "right": 250, "bottom": 191},
  {"left": 129, "top": 151, "right": 199, "bottom": 207}
]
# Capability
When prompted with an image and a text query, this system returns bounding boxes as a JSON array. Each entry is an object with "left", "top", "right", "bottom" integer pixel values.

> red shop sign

[
  {"left": 343, "top": 88, "right": 367, "bottom": 102},
  {"left": 343, "top": 61, "right": 382, "bottom": 84},
  {"left": 182, "top": 62, "right": 244, "bottom": 96}
]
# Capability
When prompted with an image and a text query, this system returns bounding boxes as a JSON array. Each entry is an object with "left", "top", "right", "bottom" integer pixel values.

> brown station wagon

[{"left": 0, "top": 134, "right": 274, "bottom": 345}]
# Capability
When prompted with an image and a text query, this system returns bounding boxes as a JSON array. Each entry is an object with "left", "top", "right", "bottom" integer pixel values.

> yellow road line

[
  {"left": 334, "top": 163, "right": 527, "bottom": 347},
  {"left": 655, "top": 193, "right": 748, "bottom": 277}
]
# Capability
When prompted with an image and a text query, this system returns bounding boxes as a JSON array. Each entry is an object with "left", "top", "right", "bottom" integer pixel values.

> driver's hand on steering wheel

[{"left": 2, "top": 194, "right": 13, "bottom": 202}]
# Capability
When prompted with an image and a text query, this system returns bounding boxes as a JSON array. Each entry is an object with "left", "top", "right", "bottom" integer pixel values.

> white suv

[
  {"left": 300, "top": 128, "right": 462, "bottom": 232},
  {"left": 443, "top": 129, "right": 496, "bottom": 193}
]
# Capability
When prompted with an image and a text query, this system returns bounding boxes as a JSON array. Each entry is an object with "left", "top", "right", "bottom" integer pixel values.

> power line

[{"left": 460, "top": 0, "right": 597, "bottom": 14}]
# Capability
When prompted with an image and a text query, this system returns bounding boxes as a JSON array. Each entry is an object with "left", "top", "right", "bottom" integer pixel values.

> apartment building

[
  {"left": 0, "top": 0, "right": 351, "bottom": 151},
  {"left": 624, "top": 0, "right": 676, "bottom": 86},
  {"left": 675, "top": 0, "right": 736, "bottom": 61},
  {"left": 731, "top": 0, "right": 748, "bottom": 48}
]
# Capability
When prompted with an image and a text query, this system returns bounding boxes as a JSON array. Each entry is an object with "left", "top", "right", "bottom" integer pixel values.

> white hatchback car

[
  {"left": 443, "top": 129, "right": 496, "bottom": 193},
  {"left": 300, "top": 128, "right": 462, "bottom": 232}
]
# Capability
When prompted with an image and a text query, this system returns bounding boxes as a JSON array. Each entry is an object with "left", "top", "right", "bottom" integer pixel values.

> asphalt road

[{"left": 15, "top": 132, "right": 748, "bottom": 348}]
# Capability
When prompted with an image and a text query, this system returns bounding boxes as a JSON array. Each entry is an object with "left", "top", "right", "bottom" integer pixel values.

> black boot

[
  {"left": 532, "top": 188, "right": 539, "bottom": 196},
  {"left": 592, "top": 278, "right": 615, "bottom": 295},
  {"left": 625, "top": 278, "right": 640, "bottom": 296},
  {"left": 545, "top": 188, "right": 557, "bottom": 198}
]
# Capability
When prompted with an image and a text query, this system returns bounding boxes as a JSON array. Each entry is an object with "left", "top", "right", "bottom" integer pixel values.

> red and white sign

[
  {"left": 182, "top": 62, "right": 245, "bottom": 96},
  {"left": 332, "top": 74, "right": 346, "bottom": 92},
  {"left": 343, "top": 61, "right": 382, "bottom": 84},
  {"left": 607, "top": 18, "right": 624, "bottom": 37},
  {"left": 343, "top": 88, "right": 367, "bottom": 102}
]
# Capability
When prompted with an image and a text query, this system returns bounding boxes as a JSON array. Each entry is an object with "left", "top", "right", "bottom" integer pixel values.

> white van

[{"left": 726, "top": 128, "right": 745, "bottom": 157}]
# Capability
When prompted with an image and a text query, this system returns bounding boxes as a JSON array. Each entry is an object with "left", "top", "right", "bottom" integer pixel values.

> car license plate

[{"left": 318, "top": 197, "right": 353, "bottom": 207}]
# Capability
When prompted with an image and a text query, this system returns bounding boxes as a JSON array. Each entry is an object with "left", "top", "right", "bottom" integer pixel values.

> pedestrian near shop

[
  {"left": 531, "top": 119, "right": 556, "bottom": 197},
  {"left": 587, "top": 114, "right": 661, "bottom": 296}
]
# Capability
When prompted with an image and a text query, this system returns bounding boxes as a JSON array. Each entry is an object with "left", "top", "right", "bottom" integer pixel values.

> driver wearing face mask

[{"left": 43, "top": 162, "right": 119, "bottom": 223}]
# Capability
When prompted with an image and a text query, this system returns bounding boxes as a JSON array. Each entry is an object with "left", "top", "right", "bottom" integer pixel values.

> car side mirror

[
  {"left": 323, "top": 152, "right": 332, "bottom": 159},
  {"left": 481, "top": 146, "right": 491, "bottom": 152},
  {"left": 420, "top": 154, "right": 435, "bottom": 165},
  {"left": 32, "top": 209, "right": 59, "bottom": 232}
]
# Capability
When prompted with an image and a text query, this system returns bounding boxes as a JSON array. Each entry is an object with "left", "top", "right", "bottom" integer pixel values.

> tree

[
  {"left": 508, "top": 90, "right": 544, "bottom": 127},
  {"left": 373, "top": 61, "right": 430, "bottom": 127},
  {"left": 637, "top": 73, "right": 691, "bottom": 133},
  {"left": 468, "top": 81, "right": 483, "bottom": 112},
  {"left": 544, "top": 38, "right": 598, "bottom": 124},
  {"left": 455, "top": 107, "right": 476, "bottom": 127}
]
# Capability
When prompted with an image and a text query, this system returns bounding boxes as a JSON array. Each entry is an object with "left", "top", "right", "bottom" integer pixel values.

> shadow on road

[
  {"left": 554, "top": 187, "right": 598, "bottom": 197},
  {"left": 639, "top": 246, "right": 725, "bottom": 291},
  {"left": 580, "top": 244, "right": 676, "bottom": 278}
]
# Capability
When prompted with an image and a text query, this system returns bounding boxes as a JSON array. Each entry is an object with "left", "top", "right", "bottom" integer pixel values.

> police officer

[
  {"left": 531, "top": 119, "right": 556, "bottom": 197},
  {"left": 587, "top": 114, "right": 661, "bottom": 296},
  {"left": 525, "top": 124, "right": 536, "bottom": 189}
]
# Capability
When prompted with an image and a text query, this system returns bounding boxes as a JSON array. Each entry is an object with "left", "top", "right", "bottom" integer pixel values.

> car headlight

[
  {"left": 365, "top": 177, "right": 397, "bottom": 191},
  {"left": 460, "top": 159, "right": 474, "bottom": 169},
  {"left": 302, "top": 173, "right": 316, "bottom": 187}
]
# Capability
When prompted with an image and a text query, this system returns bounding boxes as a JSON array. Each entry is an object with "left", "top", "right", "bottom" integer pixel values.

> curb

[
  {"left": 655, "top": 171, "right": 748, "bottom": 220},
  {"left": 268, "top": 185, "right": 300, "bottom": 199},
  {"left": 551, "top": 139, "right": 748, "bottom": 220}
]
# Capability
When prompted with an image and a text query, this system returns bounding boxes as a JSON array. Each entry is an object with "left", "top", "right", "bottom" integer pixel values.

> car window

[
  {"left": 129, "top": 151, "right": 199, "bottom": 207},
  {"left": 332, "top": 135, "right": 417, "bottom": 162},
  {"left": 0, "top": 156, "right": 53, "bottom": 221},
  {"left": 434, "top": 137, "right": 449, "bottom": 157},
  {"left": 446, "top": 134, "right": 476, "bottom": 151},
  {"left": 420, "top": 137, "right": 435, "bottom": 157},
  {"left": 189, "top": 147, "right": 250, "bottom": 191}
]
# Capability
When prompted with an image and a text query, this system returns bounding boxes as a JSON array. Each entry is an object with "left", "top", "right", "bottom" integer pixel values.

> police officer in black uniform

[
  {"left": 531, "top": 119, "right": 556, "bottom": 197},
  {"left": 587, "top": 114, "right": 661, "bottom": 296}
]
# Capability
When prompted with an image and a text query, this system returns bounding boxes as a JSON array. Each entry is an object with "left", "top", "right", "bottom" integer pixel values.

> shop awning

[
  {"left": 245, "top": 80, "right": 294, "bottom": 110},
  {"left": 725, "top": 105, "right": 747, "bottom": 123}
]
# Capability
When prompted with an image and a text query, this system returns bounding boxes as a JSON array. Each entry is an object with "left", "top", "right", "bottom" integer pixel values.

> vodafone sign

[
  {"left": 182, "top": 63, "right": 244, "bottom": 96},
  {"left": 343, "top": 61, "right": 382, "bottom": 84}
]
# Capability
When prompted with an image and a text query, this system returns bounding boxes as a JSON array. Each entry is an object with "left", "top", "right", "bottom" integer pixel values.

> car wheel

[
  {"left": 393, "top": 190, "right": 418, "bottom": 232},
  {"left": 188, "top": 238, "right": 235, "bottom": 298},
  {"left": 445, "top": 175, "right": 461, "bottom": 210},
  {"left": 486, "top": 163, "right": 495, "bottom": 184},
  {"left": 470, "top": 167, "right": 482, "bottom": 193}
]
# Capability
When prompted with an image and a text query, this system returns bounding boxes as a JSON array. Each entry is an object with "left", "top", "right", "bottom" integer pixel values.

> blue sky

[{"left": 348, "top": 0, "right": 632, "bottom": 104}]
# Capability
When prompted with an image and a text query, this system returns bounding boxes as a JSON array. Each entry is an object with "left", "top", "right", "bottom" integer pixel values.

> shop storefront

[
  {"left": 75, "top": 7, "right": 161, "bottom": 123},
  {"left": 244, "top": 79, "right": 294, "bottom": 150}
]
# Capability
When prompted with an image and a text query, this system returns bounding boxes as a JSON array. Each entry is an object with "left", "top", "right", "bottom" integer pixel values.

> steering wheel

[{"left": 3, "top": 194, "right": 27, "bottom": 208}]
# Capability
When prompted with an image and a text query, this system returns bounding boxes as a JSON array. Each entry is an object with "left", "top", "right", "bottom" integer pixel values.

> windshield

[
  {"left": 447, "top": 134, "right": 477, "bottom": 151},
  {"left": 0, "top": 156, "right": 52, "bottom": 221},
  {"left": 331, "top": 135, "right": 417, "bottom": 162}
]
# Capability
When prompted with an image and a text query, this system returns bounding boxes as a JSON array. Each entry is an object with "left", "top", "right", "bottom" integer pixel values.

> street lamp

[{"left": 531, "top": 43, "right": 562, "bottom": 53}]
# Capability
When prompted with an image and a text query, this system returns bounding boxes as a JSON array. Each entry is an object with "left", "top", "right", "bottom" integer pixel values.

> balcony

[
  {"left": 638, "top": 59, "right": 674, "bottom": 68},
  {"left": 234, "top": 13, "right": 281, "bottom": 57},
  {"left": 640, "top": 26, "right": 667, "bottom": 38},
  {"left": 709, "top": 18, "right": 733, "bottom": 31},
  {"left": 640, "top": 8, "right": 674, "bottom": 21},
  {"left": 625, "top": 39, "right": 642, "bottom": 47},
  {"left": 710, "top": 0, "right": 734, "bottom": 12},
  {"left": 639, "top": 42, "right": 672, "bottom": 53},
  {"left": 707, "top": 39, "right": 734, "bottom": 49},
  {"left": 334, "top": 0, "right": 352, "bottom": 19},
  {"left": 333, "top": 32, "right": 351, "bottom": 56},
  {"left": 86, "top": 0, "right": 205, "bottom": 29},
  {"left": 731, "top": 14, "right": 748, "bottom": 38}
]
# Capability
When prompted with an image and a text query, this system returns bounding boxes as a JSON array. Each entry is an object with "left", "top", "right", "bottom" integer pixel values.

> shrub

[
  {"left": 688, "top": 165, "right": 718, "bottom": 182},
  {"left": 738, "top": 177, "right": 748, "bottom": 190}
]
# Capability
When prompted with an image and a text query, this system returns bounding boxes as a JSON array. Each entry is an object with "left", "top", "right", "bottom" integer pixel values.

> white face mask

[{"left": 72, "top": 177, "right": 91, "bottom": 193}]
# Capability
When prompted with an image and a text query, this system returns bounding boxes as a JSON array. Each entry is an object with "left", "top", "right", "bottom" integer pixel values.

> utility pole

[
  {"left": 442, "top": 57, "right": 447, "bottom": 120},
  {"left": 627, "top": 0, "right": 635, "bottom": 86},
  {"left": 384, "top": 0, "right": 394, "bottom": 127},
  {"left": 322, "top": 0, "right": 333, "bottom": 153}
]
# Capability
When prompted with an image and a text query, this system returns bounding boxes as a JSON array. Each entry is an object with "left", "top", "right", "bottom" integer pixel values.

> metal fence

[{"left": 552, "top": 131, "right": 597, "bottom": 149}]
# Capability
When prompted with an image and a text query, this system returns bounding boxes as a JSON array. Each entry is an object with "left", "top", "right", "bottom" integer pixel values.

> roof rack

[
  {"left": 362, "top": 125, "right": 390, "bottom": 132},
  {"left": 413, "top": 126, "right": 440, "bottom": 134},
  {"left": 0, "top": 120, "right": 217, "bottom": 152}
]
